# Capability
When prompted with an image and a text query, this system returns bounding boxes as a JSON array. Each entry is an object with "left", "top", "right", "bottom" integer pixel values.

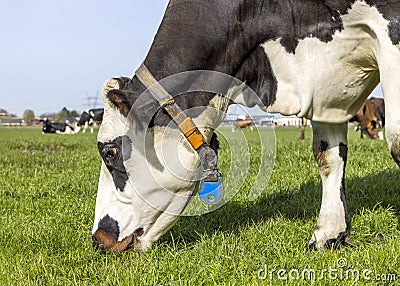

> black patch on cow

[
  {"left": 338, "top": 142, "right": 348, "bottom": 162},
  {"left": 77, "top": 111, "right": 91, "bottom": 127},
  {"left": 319, "top": 140, "right": 329, "bottom": 152},
  {"left": 391, "top": 151, "right": 400, "bottom": 167},
  {"left": 98, "top": 215, "right": 120, "bottom": 242},
  {"left": 270, "top": 1, "right": 344, "bottom": 54},
  {"left": 42, "top": 120, "right": 70, "bottom": 133},
  {"left": 98, "top": 135, "right": 132, "bottom": 192},
  {"left": 339, "top": 142, "right": 350, "bottom": 244},
  {"left": 235, "top": 46, "right": 277, "bottom": 107}
]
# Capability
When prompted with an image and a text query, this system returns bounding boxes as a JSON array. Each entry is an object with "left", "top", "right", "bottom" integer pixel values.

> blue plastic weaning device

[{"left": 198, "top": 170, "right": 224, "bottom": 204}]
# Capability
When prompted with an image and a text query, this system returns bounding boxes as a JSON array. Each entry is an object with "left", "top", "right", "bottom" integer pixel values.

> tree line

[{"left": 22, "top": 107, "right": 80, "bottom": 125}]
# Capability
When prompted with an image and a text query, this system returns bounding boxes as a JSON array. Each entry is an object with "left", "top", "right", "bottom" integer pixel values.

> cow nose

[
  {"left": 92, "top": 229, "right": 117, "bottom": 253},
  {"left": 92, "top": 215, "right": 120, "bottom": 253}
]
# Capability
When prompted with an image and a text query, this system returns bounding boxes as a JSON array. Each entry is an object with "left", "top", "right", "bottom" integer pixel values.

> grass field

[{"left": 0, "top": 126, "right": 399, "bottom": 285}]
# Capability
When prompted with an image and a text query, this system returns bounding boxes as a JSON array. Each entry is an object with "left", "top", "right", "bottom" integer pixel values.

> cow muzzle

[{"left": 92, "top": 228, "right": 144, "bottom": 253}]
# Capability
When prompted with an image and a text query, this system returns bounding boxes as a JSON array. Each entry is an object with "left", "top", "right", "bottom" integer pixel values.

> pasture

[{"left": 0, "top": 126, "right": 399, "bottom": 285}]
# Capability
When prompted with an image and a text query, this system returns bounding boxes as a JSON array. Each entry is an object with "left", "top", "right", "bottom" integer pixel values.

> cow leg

[
  {"left": 378, "top": 48, "right": 400, "bottom": 167},
  {"left": 307, "top": 122, "right": 351, "bottom": 250}
]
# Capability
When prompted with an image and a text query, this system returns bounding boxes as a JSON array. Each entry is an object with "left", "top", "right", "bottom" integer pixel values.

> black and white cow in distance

[
  {"left": 75, "top": 108, "right": 104, "bottom": 133},
  {"left": 92, "top": 1, "right": 400, "bottom": 253},
  {"left": 42, "top": 119, "right": 74, "bottom": 134}
]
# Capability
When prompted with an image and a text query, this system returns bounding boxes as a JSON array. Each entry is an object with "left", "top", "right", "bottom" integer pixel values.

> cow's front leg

[{"left": 307, "top": 122, "right": 351, "bottom": 250}]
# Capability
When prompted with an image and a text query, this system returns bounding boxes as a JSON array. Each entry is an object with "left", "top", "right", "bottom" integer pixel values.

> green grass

[{"left": 0, "top": 126, "right": 399, "bottom": 285}]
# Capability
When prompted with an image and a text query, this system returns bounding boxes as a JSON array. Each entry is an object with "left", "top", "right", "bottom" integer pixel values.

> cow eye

[{"left": 102, "top": 144, "right": 118, "bottom": 159}]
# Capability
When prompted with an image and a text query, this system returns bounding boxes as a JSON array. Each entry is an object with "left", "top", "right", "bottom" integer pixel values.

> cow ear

[
  {"left": 107, "top": 89, "right": 134, "bottom": 117},
  {"left": 102, "top": 78, "right": 137, "bottom": 117}
]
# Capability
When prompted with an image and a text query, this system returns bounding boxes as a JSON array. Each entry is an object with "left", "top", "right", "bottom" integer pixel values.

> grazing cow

[
  {"left": 75, "top": 108, "right": 104, "bottom": 133},
  {"left": 92, "top": 1, "right": 400, "bottom": 253},
  {"left": 42, "top": 119, "right": 74, "bottom": 134},
  {"left": 350, "top": 97, "right": 385, "bottom": 139},
  {"left": 232, "top": 119, "right": 253, "bottom": 132},
  {"left": 369, "top": 97, "right": 385, "bottom": 128}
]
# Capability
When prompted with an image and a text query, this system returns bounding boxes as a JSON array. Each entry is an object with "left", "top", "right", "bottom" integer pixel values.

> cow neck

[{"left": 141, "top": 1, "right": 279, "bottom": 109}]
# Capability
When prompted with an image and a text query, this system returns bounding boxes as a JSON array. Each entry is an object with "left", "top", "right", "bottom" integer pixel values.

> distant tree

[
  {"left": 55, "top": 107, "right": 70, "bottom": 122},
  {"left": 68, "top": 110, "right": 80, "bottom": 123},
  {"left": 0, "top": 108, "right": 8, "bottom": 116},
  {"left": 54, "top": 108, "right": 80, "bottom": 123},
  {"left": 39, "top": 112, "right": 56, "bottom": 121},
  {"left": 22, "top": 109, "right": 35, "bottom": 125}
]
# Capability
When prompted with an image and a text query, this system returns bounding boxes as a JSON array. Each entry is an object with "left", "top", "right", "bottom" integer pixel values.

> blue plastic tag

[{"left": 198, "top": 174, "right": 224, "bottom": 204}]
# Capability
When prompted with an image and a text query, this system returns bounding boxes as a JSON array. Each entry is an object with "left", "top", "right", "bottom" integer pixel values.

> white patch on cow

[
  {"left": 74, "top": 124, "right": 81, "bottom": 133},
  {"left": 261, "top": 1, "right": 391, "bottom": 123},
  {"left": 65, "top": 126, "right": 74, "bottom": 134}
]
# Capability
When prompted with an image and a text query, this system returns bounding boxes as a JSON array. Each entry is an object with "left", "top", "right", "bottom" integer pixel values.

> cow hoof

[{"left": 306, "top": 231, "right": 352, "bottom": 251}]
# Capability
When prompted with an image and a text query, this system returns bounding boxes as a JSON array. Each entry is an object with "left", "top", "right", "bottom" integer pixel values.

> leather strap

[{"left": 135, "top": 63, "right": 206, "bottom": 150}]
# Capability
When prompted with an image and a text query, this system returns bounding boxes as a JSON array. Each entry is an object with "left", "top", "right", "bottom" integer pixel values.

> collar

[{"left": 134, "top": 63, "right": 217, "bottom": 171}]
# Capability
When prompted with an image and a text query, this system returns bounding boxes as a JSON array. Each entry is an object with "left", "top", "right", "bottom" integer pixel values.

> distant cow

[
  {"left": 232, "top": 119, "right": 253, "bottom": 132},
  {"left": 369, "top": 97, "right": 385, "bottom": 128},
  {"left": 75, "top": 108, "right": 104, "bottom": 133},
  {"left": 299, "top": 118, "right": 308, "bottom": 140},
  {"left": 350, "top": 97, "right": 385, "bottom": 139},
  {"left": 42, "top": 119, "right": 74, "bottom": 134}
]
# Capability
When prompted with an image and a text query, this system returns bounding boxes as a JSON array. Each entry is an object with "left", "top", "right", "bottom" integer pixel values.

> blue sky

[
  {"left": 1, "top": 0, "right": 382, "bottom": 117},
  {"left": 0, "top": 0, "right": 168, "bottom": 116}
]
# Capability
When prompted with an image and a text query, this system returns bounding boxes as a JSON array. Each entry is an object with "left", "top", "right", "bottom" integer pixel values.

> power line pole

[{"left": 84, "top": 90, "right": 101, "bottom": 109}]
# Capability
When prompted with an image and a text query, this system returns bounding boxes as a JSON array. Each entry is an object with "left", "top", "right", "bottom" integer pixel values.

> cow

[
  {"left": 350, "top": 97, "right": 385, "bottom": 139},
  {"left": 369, "top": 97, "right": 385, "bottom": 128},
  {"left": 75, "top": 108, "right": 104, "bottom": 133},
  {"left": 42, "top": 119, "right": 74, "bottom": 134},
  {"left": 232, "top": 119, "right": 254, "bottom": 132},
  {"left": 92, "top": 1, "right": 400, "bottom": 253}
]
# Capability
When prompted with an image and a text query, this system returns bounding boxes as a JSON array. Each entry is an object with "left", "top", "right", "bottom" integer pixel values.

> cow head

[{"left": 92, "top": 74, "right": 233, "bottom": 253}]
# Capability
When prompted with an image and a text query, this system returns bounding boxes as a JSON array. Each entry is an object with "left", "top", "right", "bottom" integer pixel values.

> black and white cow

[
  {"left": 75, "top": 108, "right": 104, "bottom": 133},
  {"left": 42, "top": 119, "right": 74, "bottom": 134},
  {"left": 92, "top": 1, "right": 400, "bottom": 253}
]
